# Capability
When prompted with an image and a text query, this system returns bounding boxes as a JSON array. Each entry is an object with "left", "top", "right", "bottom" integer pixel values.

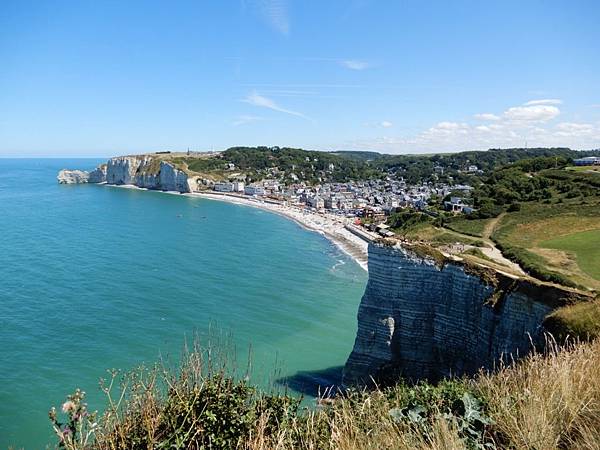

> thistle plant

[{"left": 49, "top": 389, "right": 98, "bottom": 449}]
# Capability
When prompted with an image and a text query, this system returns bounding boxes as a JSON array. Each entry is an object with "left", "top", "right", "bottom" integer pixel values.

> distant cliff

[
  {"left": 58, "top": 156, "right": 191, "bottom": 192},
  {"left": 343, "top": 242, "right": 591, "bottom": 385}
]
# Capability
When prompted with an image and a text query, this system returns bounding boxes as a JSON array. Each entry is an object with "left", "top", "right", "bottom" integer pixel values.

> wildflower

[{"left": 62, "top": 400, "right": 77, "bottom": 414}]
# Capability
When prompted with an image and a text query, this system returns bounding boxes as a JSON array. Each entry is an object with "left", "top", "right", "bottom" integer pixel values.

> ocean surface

[{"left": 0, "top": 159, "right": 368, "bottom": 449}]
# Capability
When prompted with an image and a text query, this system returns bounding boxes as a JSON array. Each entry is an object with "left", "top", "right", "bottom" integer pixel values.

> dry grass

[
  {"left": 49, "top": 337, "right": 600, "bottom": 450},
  {"left": 476, "top": 338, "right": 600, "bottom": 449},
  {"left": 545, "top": 301, "right": 600, "bottom": 341}
]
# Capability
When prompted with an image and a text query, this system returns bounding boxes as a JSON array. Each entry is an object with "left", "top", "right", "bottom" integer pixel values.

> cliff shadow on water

[
  {"left": 343, "top": 242, "right": 594, "bottom": 386},
  {"left": 276, "top": 366, "right": 345, "bottom": 398}
]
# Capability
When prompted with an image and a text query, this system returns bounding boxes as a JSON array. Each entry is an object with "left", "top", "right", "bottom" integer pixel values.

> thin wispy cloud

[
  {"left": 340, "top": 60, "right": 370, "bottom": 70},
  {"left": 245, "top": 0, "right": 290, "bottom": 35},
  {"left": 260, "top": 89, "right": 345, "bottom": 100},
  {"left": 241, "top": 83, "right": 368, "bottom": 89},
  {"left": 242, "top": 91, "right": 310, "bottom": 120},
  {"left": 232, "top": 115, "right": 265, "bottom": 126},
  {"left": 381, "top": 121, "right": 393, "bottom": 128},
  {"left": 524, "top": 99, "right": 563, "bottom": 106}
]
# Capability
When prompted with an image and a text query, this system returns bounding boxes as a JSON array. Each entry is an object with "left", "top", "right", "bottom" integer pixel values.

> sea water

[{"left": 0, "top": 159, "right": 368, "bottom": 448}]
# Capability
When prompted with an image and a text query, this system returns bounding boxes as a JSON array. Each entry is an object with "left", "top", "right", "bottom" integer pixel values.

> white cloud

[
  {"left": 242, "top": 91, "right": 310, "bottom": 120},
  {"left": 503, "top": 105, "right": 560, "bottom": 122},
  {"left": 380, "top": 121, "right": 393, "bottom": 128},
  {"left": 232, "top": 115, "right": 265, "bottom": 126},
  {"left": 474, "top": 113, "right": 500, "bottom": 121},
  {"left": 338, "top": 97, "right": 600, "bottom": 154},
  {"left": 340, "top": 60, "right": 370, "bottom": 70},
  {"left": 524, "top": 99, "right": 563, "bottom": 106},
  {"left": 429, "top": 122, "right": 470, "bottom": 132},
  {"left": 554, "top": 122, "right": 594, "bottom": 137}
]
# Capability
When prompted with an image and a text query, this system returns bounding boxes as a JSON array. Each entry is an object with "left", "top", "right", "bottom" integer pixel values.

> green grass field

[
  {"left": 541, "top": 229, "right": 600, "bottom": 281},
  {"left": 445, "top": 218, "right": 491, "bottom": 237}
]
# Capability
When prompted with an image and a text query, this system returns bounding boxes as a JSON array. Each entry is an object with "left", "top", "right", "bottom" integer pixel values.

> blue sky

[{"left": 1, "top": 0, "right": 599, "bottom": 157}]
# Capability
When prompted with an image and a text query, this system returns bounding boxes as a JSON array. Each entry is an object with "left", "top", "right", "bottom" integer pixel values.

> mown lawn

[{"left": 541, "top": 229, "right": 600, "bottom": 281}]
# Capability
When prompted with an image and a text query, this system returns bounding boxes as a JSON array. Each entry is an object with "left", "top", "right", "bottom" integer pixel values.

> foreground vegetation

[{"left": 49, "top": 338, "right": 600, "bottom": 449}]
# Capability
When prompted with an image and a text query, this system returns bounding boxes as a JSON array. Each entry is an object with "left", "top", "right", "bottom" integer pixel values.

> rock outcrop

[
  {"left": 58, "top": 155, "right": 191, "bottom": 192},
  {"left": 343, "top": 242, "right": 589, "bottom": 385},
  {"left": 89, "top": 164, "right": 107, "bottom": 183},
  {"left": 57, "top": 169, "right": 90, "bottom": 184}
]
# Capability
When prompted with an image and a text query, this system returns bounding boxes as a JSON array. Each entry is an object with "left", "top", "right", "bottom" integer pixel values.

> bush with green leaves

[{"left": 385, "top": 380, "right": 494, "bottom": 449}]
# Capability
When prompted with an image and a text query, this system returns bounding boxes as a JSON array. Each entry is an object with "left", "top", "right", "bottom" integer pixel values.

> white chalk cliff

[
  {"left": 343, "top": 242, "right": 588, "bottom": 385},
  {"left": 57, "top": 169, "right": 90, "bottom": 184},
  {"left": 59, "top": 156, "right": 191, "bottom": 192}
]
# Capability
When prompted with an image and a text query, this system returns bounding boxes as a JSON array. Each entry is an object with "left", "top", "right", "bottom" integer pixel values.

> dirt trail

[
  {"left": 482, "top": 212, "right": 506, "bottom": 239},
  {"left": 444, "top": 213, "right": 526, "bottom": 276}
]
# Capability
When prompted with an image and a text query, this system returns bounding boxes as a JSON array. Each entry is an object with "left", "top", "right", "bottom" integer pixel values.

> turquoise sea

[{"left": 0, "top": 159, "right": 368, "bottom": 449}]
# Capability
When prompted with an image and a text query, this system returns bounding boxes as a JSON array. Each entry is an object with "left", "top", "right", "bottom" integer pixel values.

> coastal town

[{"left": 203, "top": 163, "right": 474, "bottom": 236}]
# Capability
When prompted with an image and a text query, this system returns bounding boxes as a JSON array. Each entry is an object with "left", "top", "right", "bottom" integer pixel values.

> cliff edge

[{"left": 343, "top": 241, "right": 592, "bottom": 385}]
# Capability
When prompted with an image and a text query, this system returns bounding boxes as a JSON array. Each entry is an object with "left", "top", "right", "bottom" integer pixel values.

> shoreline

[
  {"left": 187, "top": 192, "right": 370, "bottom": 271},
  {"left": 105, "top": 184, "right": 370, "bottom": 271}
]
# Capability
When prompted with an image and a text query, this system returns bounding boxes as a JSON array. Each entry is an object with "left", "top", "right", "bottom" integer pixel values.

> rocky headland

[{"left": 58, "top": 155, "right": 191, "bottom": 192}]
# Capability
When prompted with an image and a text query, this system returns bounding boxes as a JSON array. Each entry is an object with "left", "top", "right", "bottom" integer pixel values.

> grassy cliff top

[{"left": 377, "top": 239, "right": 599, "bottom": 340}]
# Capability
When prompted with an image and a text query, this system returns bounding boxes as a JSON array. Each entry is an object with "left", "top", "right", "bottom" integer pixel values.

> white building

[
  {"left": 214, "top": 182, "right": 234, "bottom": 192},
  {"left": 233, "top": 181, "right": 245, "bottom": 192},
  {"left": 244, "top": 185, "right": 265, "bottom": 196},
  {"left": 308, "top": 196, "right": 325, "bottom": 209}
]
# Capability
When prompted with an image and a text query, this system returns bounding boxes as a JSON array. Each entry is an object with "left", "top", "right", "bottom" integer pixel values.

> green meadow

[{"left": 541, "top": 229, "right": 600, "bottom": 281}]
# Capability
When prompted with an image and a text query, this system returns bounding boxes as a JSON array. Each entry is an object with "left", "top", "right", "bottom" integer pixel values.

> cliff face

[
  {"left": 343, "top": 242, "right": 587, "bottom": 385},
  {"left": 89, "top": 164, "right": 107, "bottom": 183},
  {"left": 58, "top": 156, "right": 191, "bottom": 192},
  {"left": 104, "top": 156, "right": 190, "bottom": 192}
]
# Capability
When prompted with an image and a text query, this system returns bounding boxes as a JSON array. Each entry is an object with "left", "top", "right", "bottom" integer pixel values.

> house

[
  {"left": 362, "top": 207, "right": 386, "bottom": 223},
  {"left": 233, "top": 181, "right": 245, "bottom": 192},
  {"left": 574, "top": 157, "right": 600, "bottom": 166},
  {"left": 244, "top": 185, "right": 265, "bottom": 196},
  {"left": 214, "top": 182, "right": 234, "bottom": 192},
  {"left": 444, "top": 197, "right": 466, "bottom": 213},
  {"left": 307, "top": 196, "right": 325, "bottom": 209},
  {"left": 324, "top": 197, "right": 338, "bottom": 210},
  {"left": 376, "top": 223, "right": 395, "bottom": 237}
]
